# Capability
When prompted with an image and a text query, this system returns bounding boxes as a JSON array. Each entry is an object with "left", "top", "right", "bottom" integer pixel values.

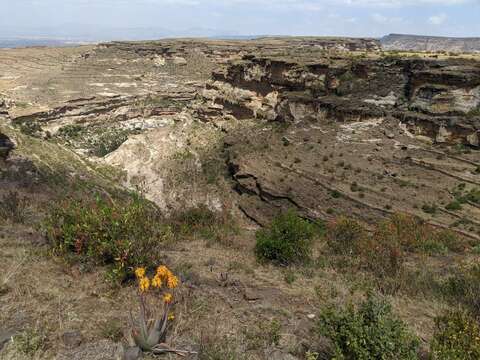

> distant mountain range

[
  {"left": 2, "top": 28, "right": 480, "bottom": 53},
  {"left": 0, "top": 24, "right": 253, "bottom": 48},
  {"left": 0, "top": 38, "right": 89, "bottom": 48},
  {"left": 381, "top": 33, "right": 480, "bottom": 53}
]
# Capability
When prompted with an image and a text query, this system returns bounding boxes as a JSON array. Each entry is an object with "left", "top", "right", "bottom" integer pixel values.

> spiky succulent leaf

[
  {"left": 138, "top": 308, "right": 149, "bottom": 341},
  {"left": 146, "top": 319, "right": 163, "bottom": 347},
  {"left": 132, "top": 330, "right": 153, "bottom": 351}
]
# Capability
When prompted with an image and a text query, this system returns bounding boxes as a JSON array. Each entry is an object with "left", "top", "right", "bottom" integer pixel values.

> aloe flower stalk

[{"left": 129, "top": 266, "right": 195, "bottom": 356}]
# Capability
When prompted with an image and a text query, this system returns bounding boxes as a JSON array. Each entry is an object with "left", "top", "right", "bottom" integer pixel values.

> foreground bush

[
  {"left": 317, "top": 297, "right": 419, "bottom": 360},
  {"left": 169, "top": 205, "right": 238, "bottom": 246},
  {"left": 326, "top": 213, "right": 464, "bottom": 280},
  {"left": 377, "top": 214, "right": 463, "bottom": 254},
  {"left": 442, "top": 265, "right": 480, "bottom": 318},
  {"left": 326, "top": 217, "right": 403, "bottom": 278},
  {"left": 44, "top": 193, "right": 172, "bottom": 281},
  {"left": 326, "top": 217, "right": 366, "bottom": 255},
  {"left": 430, "top": 310, "right": 480, "bottom": 360},
  {"left": 255, "top": 210, "right": 315, "bottom": 265}
]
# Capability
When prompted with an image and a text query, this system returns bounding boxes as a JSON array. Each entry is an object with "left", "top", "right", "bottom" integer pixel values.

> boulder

[{"left": 61, "top": 330, "right": 83, "bottom": 348}]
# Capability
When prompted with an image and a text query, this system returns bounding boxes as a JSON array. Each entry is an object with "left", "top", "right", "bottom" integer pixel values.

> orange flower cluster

[{"left": 134, "top": 265, "right": 179, "bottom": 305}]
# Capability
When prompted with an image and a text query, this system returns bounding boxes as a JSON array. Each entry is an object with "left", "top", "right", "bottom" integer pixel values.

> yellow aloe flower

[
  {"left": 135, "top": 267, "right": 146, "bottom": 279},
  {"left": 167, "top": 275, "right": 179, "bottom": 289},
  {"left": 156, "top": 265, "right": 170, "bottom": 279},
  {"left": 151, "top": 274, "right": 162, "bottom": 288},
  {"left": 163, "top": 293, "right": 173, "bottom": 304},
  {"left": 139, "top": 276, "right": 150, "bottom": 292},
  {"left": 168, "top": 313, "right": 175, "bottom": 321}
]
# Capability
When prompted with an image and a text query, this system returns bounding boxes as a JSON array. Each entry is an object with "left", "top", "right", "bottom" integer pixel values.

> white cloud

[
  {"left": 428, "top": 13, "right": 448, "bottom": 24},
  {"left": 340, "top": 0, "right": 471, "bottom": 6},
  {"left": 372, "top": 13, "right": 389, "bottom": 23},
  {"left": 371, "top": 13, "right": 403, "bottom": 24},
  {"left": 130, "top": 0, "right": 477, "bottom": 6}
]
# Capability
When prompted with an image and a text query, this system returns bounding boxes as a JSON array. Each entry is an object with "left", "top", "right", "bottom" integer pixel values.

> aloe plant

[{"left": 129, "top": 266, "right": 195, "bottom": 356}]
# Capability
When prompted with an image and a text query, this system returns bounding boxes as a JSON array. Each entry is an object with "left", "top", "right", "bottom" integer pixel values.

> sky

[{"left": 0, "top": 0, "right": 479, "bottom": 40}]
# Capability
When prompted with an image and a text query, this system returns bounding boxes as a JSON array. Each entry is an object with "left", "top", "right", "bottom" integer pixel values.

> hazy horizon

[{"left": 0, "top": 0, "right": 479, "bottom": 43}]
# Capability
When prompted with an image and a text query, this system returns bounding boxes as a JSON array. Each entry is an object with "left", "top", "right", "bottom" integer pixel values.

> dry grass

[
  {"left": 1, "top": 125, "right": 477, "bottom": 359},
  {"left": 2, "top": 210, "right": 470, "bottom": 359}
]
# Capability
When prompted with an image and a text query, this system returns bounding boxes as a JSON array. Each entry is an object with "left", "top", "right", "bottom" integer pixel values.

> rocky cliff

[
  {"left": 203, "top": 50, "right": 480, "bottom": 238},
  {"left": 381, "top": 34, "right": 480, "bottom": 53},
  {"left": 206, "top": 52, "right": 480, "bottom": 147},
  {"left": 1, "top": 39, "right": 479, "bottom": 238}
]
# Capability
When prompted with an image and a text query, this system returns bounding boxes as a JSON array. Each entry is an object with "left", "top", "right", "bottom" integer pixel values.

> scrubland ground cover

[
  {"left": 0, "top": 120, "right": 478, "bottom": 360},
  {"left": 2, "top": 164, "right": 478, "bottom": 359}
]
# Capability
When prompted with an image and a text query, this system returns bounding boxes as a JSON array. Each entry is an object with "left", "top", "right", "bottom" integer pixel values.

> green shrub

[
  {"left": 430, "top": 310, "right": 480, "bottom": 360},
  {"left": 466, "top": 108, "right": 480, "bottom": 118},
  {"left": 451, "top": 187, "right": 480, "bottom": 206},
  {"left": 18, "top": 121, "right": 42, "bottom": 137},
  {"left": 91, "top": 129, "right": 129, "bottom": 157},
  {"left": 326, "top": 217, "right": 366, "bottom": 255},
  {"left": 317, "top": 297, "right": 419, "bottom": 360},
  {"left": 422, "top": 203, "right": 438, "bottom": 215},
  {"left": 375, "top": 214, "right": 463, "bottom": 254},
  {"left": 12, "top": 327, "right": 47, "bottom": 356},
  {"left": 57, "top": 124, "right": 83, "bottom": 139},
  {"left": 243, "top": 319, "right": 281, "bottom": 350},
  {"left": 326, "top": 217, "right": 403, "bottom": 279},
  {"left": 43, "top": 193, "right": 172, "bottom": 281},
  {"left": 255, "top": 210, "right": 315, "bottom": 265},
  {"left": 463, "top": 188, "right": 480, "bottom": 204},
  {"left": 331, "top": 190, "right": 342, "bottom": 198},
  {"left": 430, "top": 230, "right": 462, "bottom": 253},
  {"left": 442, "top": 265, "right": 480, "bottom": 318},
  {"left": 171, "top": 205, "right": 217, "bottom": 234},
  {"left": 326, "top": 214, "right": 464, "bottom": 284},
  {"left": 170, "top": 205, "right": 238, "bottom": 246},
  {"left": 445, "top": 201, "right": 462, "bottom": 211}
]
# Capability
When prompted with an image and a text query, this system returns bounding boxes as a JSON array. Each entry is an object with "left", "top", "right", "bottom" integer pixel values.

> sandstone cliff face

[
  {"left": 206, "top": 54, "right": 480, "bottom": 147},
  {"left": 102, "top": 37, "right": 381, "bottom": 63}
]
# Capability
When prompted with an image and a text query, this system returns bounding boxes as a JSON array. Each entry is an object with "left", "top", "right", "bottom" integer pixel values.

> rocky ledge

[
  {"left": 205, "top": 53, "right": 480, "bottom": 147},
  {"left": 203, "top": 52, "right": 480, "bottom": 237}
]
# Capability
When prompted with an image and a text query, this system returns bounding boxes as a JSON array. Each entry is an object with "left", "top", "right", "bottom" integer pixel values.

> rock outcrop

[
  {"left": 101, "top": 37, "right": 381, "bottom": 66},
  {"left": 204, "top": 51, "right": 480, "bottom": 237},
  {"left": 205, "top": 53, "right": 480, "bottom": 147}
]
